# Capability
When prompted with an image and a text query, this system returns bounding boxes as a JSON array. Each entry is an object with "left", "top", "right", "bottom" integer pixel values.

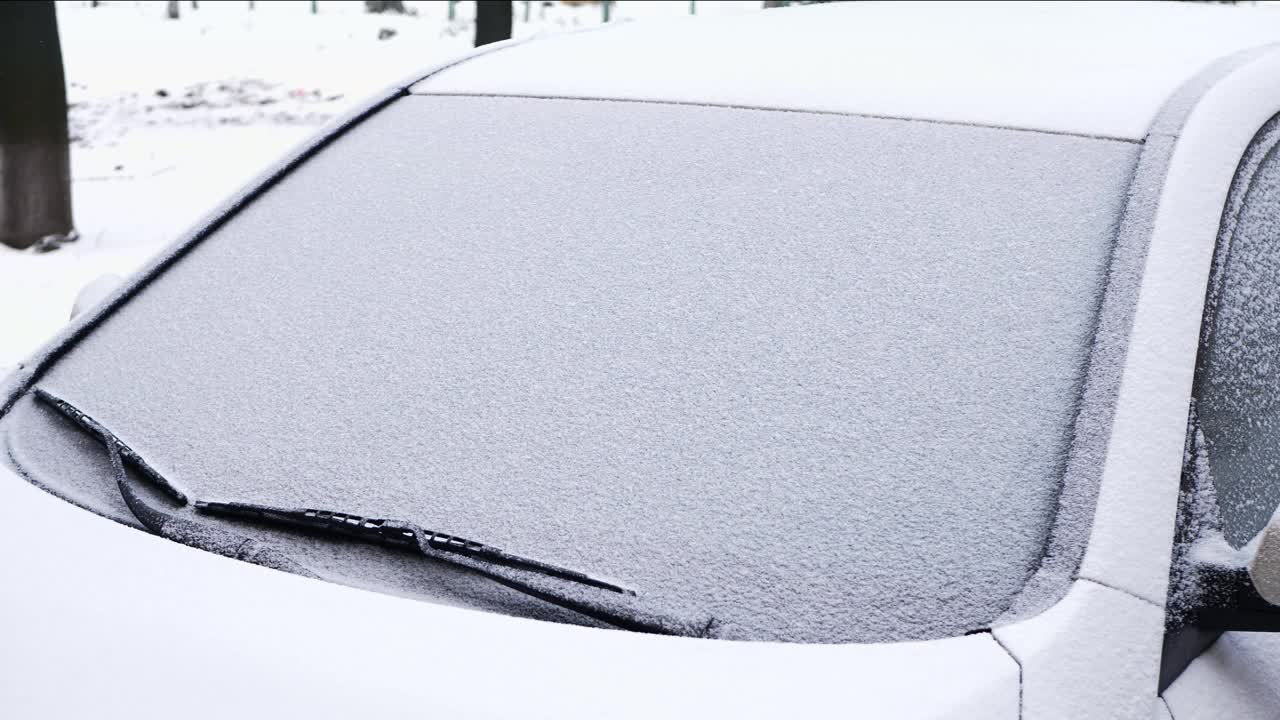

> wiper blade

[
  {"left": 195, "top": 500, "right": 631, "bottom": 594},
  {"left": 33, "top": 387, "right": 717, "bottom": 638},
  {"left": 193, "top": 500, "right": 718, "bottom": 637}
]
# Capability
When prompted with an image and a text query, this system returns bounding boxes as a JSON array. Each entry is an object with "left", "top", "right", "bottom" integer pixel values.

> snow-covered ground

[{"left": 0, "top": 0, "right": 761, "bottom": 366}]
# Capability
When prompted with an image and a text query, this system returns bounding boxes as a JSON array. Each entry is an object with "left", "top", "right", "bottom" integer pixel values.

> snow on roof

[{"left": 412, "top": 1, "right": 1280, "bottom": 140}]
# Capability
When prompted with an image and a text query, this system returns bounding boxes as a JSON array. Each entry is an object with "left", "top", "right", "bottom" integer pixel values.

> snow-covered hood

[{"left": 0, "top": 462, "right": 1018, "bottom": 718}]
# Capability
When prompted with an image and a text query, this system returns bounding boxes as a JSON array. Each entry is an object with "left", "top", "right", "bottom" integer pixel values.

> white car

[{"left": 6, "top": 2, "right": 1280, "bottom": 718}]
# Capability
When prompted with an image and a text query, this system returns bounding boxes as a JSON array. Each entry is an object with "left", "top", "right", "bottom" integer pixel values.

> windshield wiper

[
  {"left": 192, "top": 499, "right": 717, "bottom": 636},
  {"left": 33, "top": 387, "right": 717, "bottom": 638},
  {"left": 34, "top": 387, "right": 320, "bottom": 578},
  {"left": 34, "top": 387, "right": 190, "bottom": 504},
  {"left": 194, "top": 500, "right": 630, "bottom": 593}
]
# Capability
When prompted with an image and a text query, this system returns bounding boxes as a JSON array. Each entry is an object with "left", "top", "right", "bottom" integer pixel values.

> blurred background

[{"left": 0, "top": 0, "right": 1276, "bottom": 369}]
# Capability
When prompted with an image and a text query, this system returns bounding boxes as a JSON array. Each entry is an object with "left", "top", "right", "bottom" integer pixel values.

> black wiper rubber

[{"left": 33, "top": 387, "right": 717, "bottom": 638}]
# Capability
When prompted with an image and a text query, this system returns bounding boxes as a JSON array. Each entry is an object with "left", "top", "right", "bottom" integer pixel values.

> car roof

[{"left": 412, "top": 1, "right": 1280, "bottom": 141}]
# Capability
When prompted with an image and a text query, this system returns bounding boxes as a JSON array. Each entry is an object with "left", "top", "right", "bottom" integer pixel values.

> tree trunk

[
  {"left": 364, "top": 0, "right": 405, "bottom": 13},
  {"left": 166, "top": 0, "right": 179, "bottom": 19},
  {"left": 475, "top": 1, "right": 512, "bottom": 47},
  {"left": 0, "top": 1, "right": 74, "bottom": 250}
]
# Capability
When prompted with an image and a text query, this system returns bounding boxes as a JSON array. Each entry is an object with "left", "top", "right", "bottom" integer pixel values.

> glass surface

[{"left": 36, "top": 95, "right": 1140, "bottom": 642}]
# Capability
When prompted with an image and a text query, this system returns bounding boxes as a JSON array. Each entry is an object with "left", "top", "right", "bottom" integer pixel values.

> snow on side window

[{"left": 1197, "top": 132, "right": 1280, "bottom": 547}]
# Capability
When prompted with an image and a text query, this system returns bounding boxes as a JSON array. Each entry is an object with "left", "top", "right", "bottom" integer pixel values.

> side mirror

[
  {"left": 70, "top": 274, "right": 123, "bottom": 320},
  {"left": 1192, "top": 507, "right": 1280, "bottom": 632},
  {"left": 1249, "top": 508, "right": 1280, "bottom": 605}
]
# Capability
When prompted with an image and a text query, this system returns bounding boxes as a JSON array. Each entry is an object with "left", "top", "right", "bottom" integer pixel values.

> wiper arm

[
  {"left": 34, "top": 387, "right": 189, "bottom": 504},
  {"left": 34, "top": 387, "right": 319, "bottom": 578},
  {"left": 33, "top": 387, "right": 717, "bottom": 638}
]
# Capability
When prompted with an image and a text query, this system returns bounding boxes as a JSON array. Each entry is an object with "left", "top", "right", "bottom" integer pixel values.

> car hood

[{"left": 0, "top": 462, "right": 1018, "bottom": 719}]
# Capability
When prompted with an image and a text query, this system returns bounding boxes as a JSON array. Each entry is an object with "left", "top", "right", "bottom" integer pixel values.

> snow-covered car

[{"left": 7, "top": 2, "right": 1280, "bottom": 718}]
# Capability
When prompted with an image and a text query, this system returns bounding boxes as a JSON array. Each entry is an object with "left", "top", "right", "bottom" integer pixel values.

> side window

[{"left": 1195, "top": 123, "right": 1280, "bottom": 547}]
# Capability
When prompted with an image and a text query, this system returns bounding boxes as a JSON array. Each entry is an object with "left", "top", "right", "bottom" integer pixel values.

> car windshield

[{"left": 19, "top": 95, "right": 1140, "bottom": 643}]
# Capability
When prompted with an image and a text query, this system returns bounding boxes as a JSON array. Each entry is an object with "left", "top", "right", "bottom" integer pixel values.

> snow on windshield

[{"left": 36, "top": 95, "right": 1140, "bottom": 642}]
